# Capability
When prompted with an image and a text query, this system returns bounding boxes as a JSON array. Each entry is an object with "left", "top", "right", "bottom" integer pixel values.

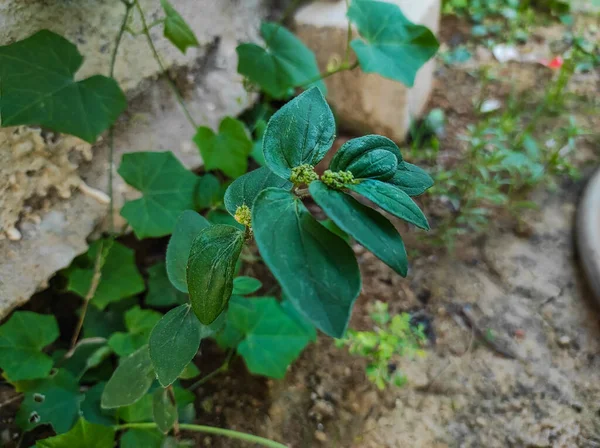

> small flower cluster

[
  {"left": 234, "top": 204, "right": 252, "bottom": 227},
  {"left": 321, "top": 169, "right": 357, "bottom": 189},
  {"left": 290, "top": 164, "right": 319, "bottom": 185}
]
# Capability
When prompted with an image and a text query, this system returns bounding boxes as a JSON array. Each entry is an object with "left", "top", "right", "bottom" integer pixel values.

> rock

[
  {"left": 293, "top": 0, "right": 441, "bottom": 142},
  {"left": 557, "top": 335, "right": 571, "bottom": 348}
]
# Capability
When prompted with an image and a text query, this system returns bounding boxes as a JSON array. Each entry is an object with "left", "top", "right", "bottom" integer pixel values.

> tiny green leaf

[
  {"left": 193, "top": 117, "right": 253, "bottom": 179},
  {"left": 236, "top": 22, "right": 324, "bottom": 99},
  {"left": 119, "top": 151, "right": 199, "bottom": 238},
  {"left": 253, "top": 188, "right": 361, "bottom": 337},
  {"left": 35, "top": 418, "right": 115, "bottom": 448},
  {"left": 146, "top": 262, "right": 188, "bottom": 307},
  {"left": 349, "top": 179, "right": 429, "bottom": 230},
  {"left": 153, "top": 388, "right": 177, "bottom": 434},
  {"left": 0, "top": 30, "right": 126, "bottom": 143},
  {"left": 195, "top": 174, "right": 222, "bottom": 210},
  {"left": 166, "top": 210, "right": 211, "bottom": 293},
  {"left": 223, "top": 166, "right": 292, "bottom": 215},
  {"left": 263, "top": 87, "right": 335, "bottom": 180},
  {"left": 0, "top": 311, "right": 59, "bottom": 381},
  {"left": 161, "top": 0, "right": 199, "bottom": 53},
  {"left": 310, "top": 181, "right": 408, "bottom": 276},
  {"left": 232, "top": 276, "right": 262, "bottom": 296},
  {"left": 101, "top": 346, "right": 155, "bottom": 409},
  {"left": 187, "top": 225, "right": 245, "bottom": 324},
  {"left": 389, "top": 162, "right": 434, "bottom": 196},
  {"left": 347, "top": 0, "right": 439, "bottom": 86}
]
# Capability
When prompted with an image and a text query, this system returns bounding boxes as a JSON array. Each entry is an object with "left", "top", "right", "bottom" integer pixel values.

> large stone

[{"left": 293, "top": 0, "right": 441, "bottom": 142}]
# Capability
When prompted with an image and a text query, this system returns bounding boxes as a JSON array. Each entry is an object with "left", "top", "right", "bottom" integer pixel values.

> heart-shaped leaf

[
  {"left": 263, "top": 87, "right": 335, "bottom": 180},
  {"left": 0, "top": 30, "right": 126, "bottom": 143},
  {"left": 348, "top": 0, "right": 439, "bottom": 86},
  {"left": 195, "top": 174, "right": 222, "bottom": 210},
  {"left": 187, "top": 225, "right": 245, "bottom": 324},
  {"left": 253, "top": 188, "right": 361, "bottom": 337},
  {"left": 146, "top": 262, "right": 188, "bottom": 307},
  {"left": 389, "top": 162, "right": 434, "bottom": 196},
  {"left": 36, "top": 418, "right": 115, "bottom": 448},
  {"left": 108, "top": 306, "right": 162, "bottom": 357},
  {"left": 161, "top": 0, "right": 199, "bottom": 53}
]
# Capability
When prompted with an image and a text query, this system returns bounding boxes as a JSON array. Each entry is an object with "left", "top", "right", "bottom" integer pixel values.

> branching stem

[{"left": 188, "top": 349, "right": 234, "bottom": 391}]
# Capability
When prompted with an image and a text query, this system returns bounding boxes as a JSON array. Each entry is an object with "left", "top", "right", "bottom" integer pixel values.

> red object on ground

[{"left": 540, "top": 56, "right": 564, "bottom": 69}]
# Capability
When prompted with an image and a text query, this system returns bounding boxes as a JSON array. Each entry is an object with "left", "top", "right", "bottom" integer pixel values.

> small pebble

[
  {"left": 558, "top": 335, "right": 571, "bottom": 347},
  {"left": 314, "top": 430, "right": 328, "bottom": 442}
]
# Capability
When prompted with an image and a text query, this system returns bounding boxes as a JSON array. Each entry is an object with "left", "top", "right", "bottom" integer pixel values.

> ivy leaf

[
  {"left": 263, "top": 87, "right": 336, "bottom": 179},
  {"left": 310, "top": 181, "right": 408, "bottom": 276},
  {"left": 153, "top": 388, "right": 177, "bottom": 434},
  {"left": 66, "top": 241, "right": 145, "bottom": 310},
  {"left": 101, "top": 346, "right": 155, "bottom": 409},
  {"left": 281, "top": 299, "right": 317, "bottom": 342},
  {"left": 0, "top": 311, "right": 59, "bottom": 381},
  {"left": 224, "top": 166, "right": 292, "bottom": 215},
  {"left": 146, "top": 262, "right": 188, "bottom": 307},
  {"left": 161, "top": 0, "right": 199, "bottom": 53},
  {"left": 166, "top": 211, "right": 211, "bottom": 293},
  {"left": 108, "top": 306, "right": 162, "bottom": 357},
  {"left": 35, "top": 418, "right": 115, "bottom": 448},
  {"left": 16, "top": 369, "right": 83, "bottom": 434},
  {"left": 236, "top": 22, "right": 324, "bottom": 99},
  {"left": 193, "top": 117, "right": 253, "bottom": 179},
  {"left": 232, "top": 276, "right": 262, "bottom": 296},
  {"left": 149, "top": 304, "right": 206, "bottom": 387},
  {"left": 187, "top": 225, "right": 245, "bottom": 324},
  {"left": 80, "top": 383, "right": 115, "bottom": 427},
  {"left": 119, "top": 151, "right": 199, "bottom": 238},
  {"left": 347, "top": 0, "right": 439, "bottom": 86},
  {"left": 253, "top": 188, "right": 361, "bottom": 337},
  {"left": 348, "top": 179, "right": 429, "bottom": 230},
  {"left": 388, "top": 162, "right": 434, "bottom": 196},
  {"left": 0, "top": 30, "right": 126, "bottom": 143},
  {"left": 195, "top": 174, "right": 222, "bottom": 210}
]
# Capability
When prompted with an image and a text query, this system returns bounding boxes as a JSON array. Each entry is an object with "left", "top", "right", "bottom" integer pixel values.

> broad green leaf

[
  {"left": 347, "top": 0, "right": 439, "bottom": 86},
  {"left": 263, "top": 87, "right": 335, "bottom": 179},
  {"left": 329, "top": 135, "right": 403, "bottom": 180},
  {"left": 193, "top": 117, "right": 253, "bottom": 179},
  {"left": 36, "top": 418, "right": 115, "bottom": 448},
  {"left": 232, "top": 297, "right": 311, "bottom": 378},
  {"left": 58, "top": 338, "right": 109, "bottom": 380},
  {"left": 310, "top": 181, "right": 408, "bottom": 276},
  {"left": 223, "top": 166, "right": 291, "bottom": 215},
  {"left": 66, "top": 240, "right": 144, "bottom": 310},
  {"left": 101, "top": 346, "right": 155, "bottom": 409},
  {"left": 161, "top": 0, "right": 199, "bottom": 53},
  {"left": 232, "top": 276, "right": 262, "bottom": 296},
  {"left": 146, "top": 262, "right": 188, "bottom": 307},
  {"left": 166, "top": 210, "right": 211, "bottom": 293},
  {"left": 236, "top": 22, "right": 325, "bottom": 99},
  {"left": 153, "top": 388, "right": 177, "bottom": 433},
  {"left": 389, "top": 162, "right": 434, "bottom": 196},
  {"left": 16, "top": 369, "right": 83, "bottom": 434},
  {"left": 281, "top": 299, "right": 317, "bottom": 342},
  {"left": 118, "top": 385, "right": 192, "bottom": 424},
  {"left": 0, "top": 30, "right": 126, "bottom": 143},
  {"left": 349, "top": 179, "right": 429, "bottom": 230},
  {"left": 149, "top": 304, "right": 205, "bottom": 387},
  {"left": 108, "top": 307, "right": 162, "bottom": 357},
  {"left": 195, "top": 174, "right": 222, "bottom": 210},
  {"left": 121, "top": 429, "right": 164, "bottom": 448},
  {"left": 253, "top": 188, "right": 361, "bottom": 337},
  {"left": 187, "top": 225, "right": 245, "bottom": 324},
  {"left": 80, "top": 383, "right": 115, "bottom": 427},
  {"left": 0, "top": 311, "right": 58, "bottom": 381},
  {"left": 206, "top": 208, "right": 244, "bottom": 230},
  {"left": 119, "top": 151, "right": 199, "bottom": 238},
  {"left": 319, "top": 219, "right": 351, "bottom": 243}
]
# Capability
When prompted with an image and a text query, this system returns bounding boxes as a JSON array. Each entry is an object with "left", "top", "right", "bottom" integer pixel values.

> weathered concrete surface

[
  {"left": 0, "top": 0, "right": 275, "bottom": 316},
  {"left": 293, "top": 0, "right": 441, "bottom": 142}
]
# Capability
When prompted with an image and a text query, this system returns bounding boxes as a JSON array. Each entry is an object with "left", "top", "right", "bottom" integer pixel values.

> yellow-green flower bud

[
  {"left": 321, "top": 169, "right": 357, "bottom": 189},
  {"left": 290, "top": 164, "right": 318, "bottom": 186},
  {"left": 234, "top": 204, "right": 252, "bottom": 227}
]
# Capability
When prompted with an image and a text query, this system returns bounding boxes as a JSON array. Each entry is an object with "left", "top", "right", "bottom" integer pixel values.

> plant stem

[
  {"left": 113, "top": 422, "right": 287, "bottom": 448},
  {"left": 188, "top": 350, "right": 234, "bottom": 391},
  {"left": 299, "top": 60, "right": 359, "bottom": 89},
  {"left": 134, "top": 0, "right": 198, "bottom": 128}
]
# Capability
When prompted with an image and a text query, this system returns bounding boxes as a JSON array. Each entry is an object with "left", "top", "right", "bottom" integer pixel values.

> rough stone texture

[
  {"left": 293, "top": 0, "right": 441, "bottom": 142},
  {"left": 0, "top": 0, "right": 276, "bottom": 316}
]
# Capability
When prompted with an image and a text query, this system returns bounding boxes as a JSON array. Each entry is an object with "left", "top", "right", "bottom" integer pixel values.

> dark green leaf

[
  {"left": 80, "top": 383, "right": 115, "bottom": 427},
  {"left": 146, "top": 262, "right": 188, "bottom": 307},
  {"left": 389, "top": 162, "right": 434, "bottom": 196},
  {"left": 161, "top": 0, "right": 199, "bottom": 53},
  {"left": 347, "top": 0, "right": 439, "bottom": 86},
  {"left": 236, "top": 22, "right": 324, "bottom": 99},
  {"left": 153, "top": 388, "right": 177, "bottom": 434},
  {"left": 193, "top": 117, "right": 253, "bottom": 179},
  {"left": 0, "top": 311, "right": 58, "bottom": 381},
  {"left": 253, "top": 188, "right": 361, "bottom": 337},
  {"left": 119, "top": 152, "right": 199, "bottom": 238},
  {"left": 281, "top": 299, "right": 317, "bottom": 342},
  {"left": 223, "top": 167, "right": 291, "bottom": 215},
  {"left": 17, "top": 369, "right": 83, "bottom": 434},
  {"left": 319, "top": 219, "right": 351, "bottom": 243},
  {"left": 310, "top": 181, "right": 408, "bottom": 276},
  {"left": 149, "top": 305, "right": 204, "bottom": 387},
  {"left": 58, "top": 338, "right": 109, "bottom": 380},
  {"left": 263, "top": 87, "right": 335, "bottom": 179},
  {"left": 108, "top": 306, "right": 162, "bottom": 357},
  {"left": 101, "top": 346, "right": 155, "bottom": 409},
  {"left": 166, "top": 210, "right": 211, "bottom": 293},
  {"left": 36, "top": 418, "right": 115, "bottom": 448},
  {"left": 83, "top": 305, "right": 126, "bottom": 340},
  {"left": 206, "top": 208, "right": 244, "bottom": 230},
  {"left": 195, "top": 174, "right": 222, "bottom": 210},
  {"left": 121, "top": 429, "right": 164, "bottom": 448},
  {"left": 349, "top": 179, "right": 429, "bottom": 230},
  {"left": 0, "top": 30, "right": 126, "bottom": 143},
  {"left": 178, "top": 362, "right": 200, "bottom": 380},
  {"left": 232, "top": 276, "right": 262, "bottom": 296},
  {"left": 187, "top": 225, "right": 245, "bottom": 324}
]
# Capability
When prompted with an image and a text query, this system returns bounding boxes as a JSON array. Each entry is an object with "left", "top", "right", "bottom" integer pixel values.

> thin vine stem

[
  {"left": 134, "top": 0, "right": 198, "bottom": 128},
  {"left": 188, "top": 349, "right": 234, "bottom": 391},
  {"left": 113, "top": 422, "right": 287, "bottom": 448},
  {"left": 299, "top": 60, "right": 359, "bottom": 89}
]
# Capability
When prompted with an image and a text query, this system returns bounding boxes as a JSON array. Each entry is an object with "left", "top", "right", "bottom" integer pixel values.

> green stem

[
  {"left": 188, "top": 350, "right": 234, "bottom": 391},
  {"left": 134, "top": 0, "right": 198, "bottom": 128},
  {"left": 113, "top": 422, "right": 287, "bottom": 448},
  {"left": 299, "top": 60, "right": 359, "bottom": 89}
]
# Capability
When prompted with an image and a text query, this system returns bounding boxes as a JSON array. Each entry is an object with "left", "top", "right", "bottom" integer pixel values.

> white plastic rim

[{"left": 577, "top": 168, "right": 600, "bottom": 300}]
